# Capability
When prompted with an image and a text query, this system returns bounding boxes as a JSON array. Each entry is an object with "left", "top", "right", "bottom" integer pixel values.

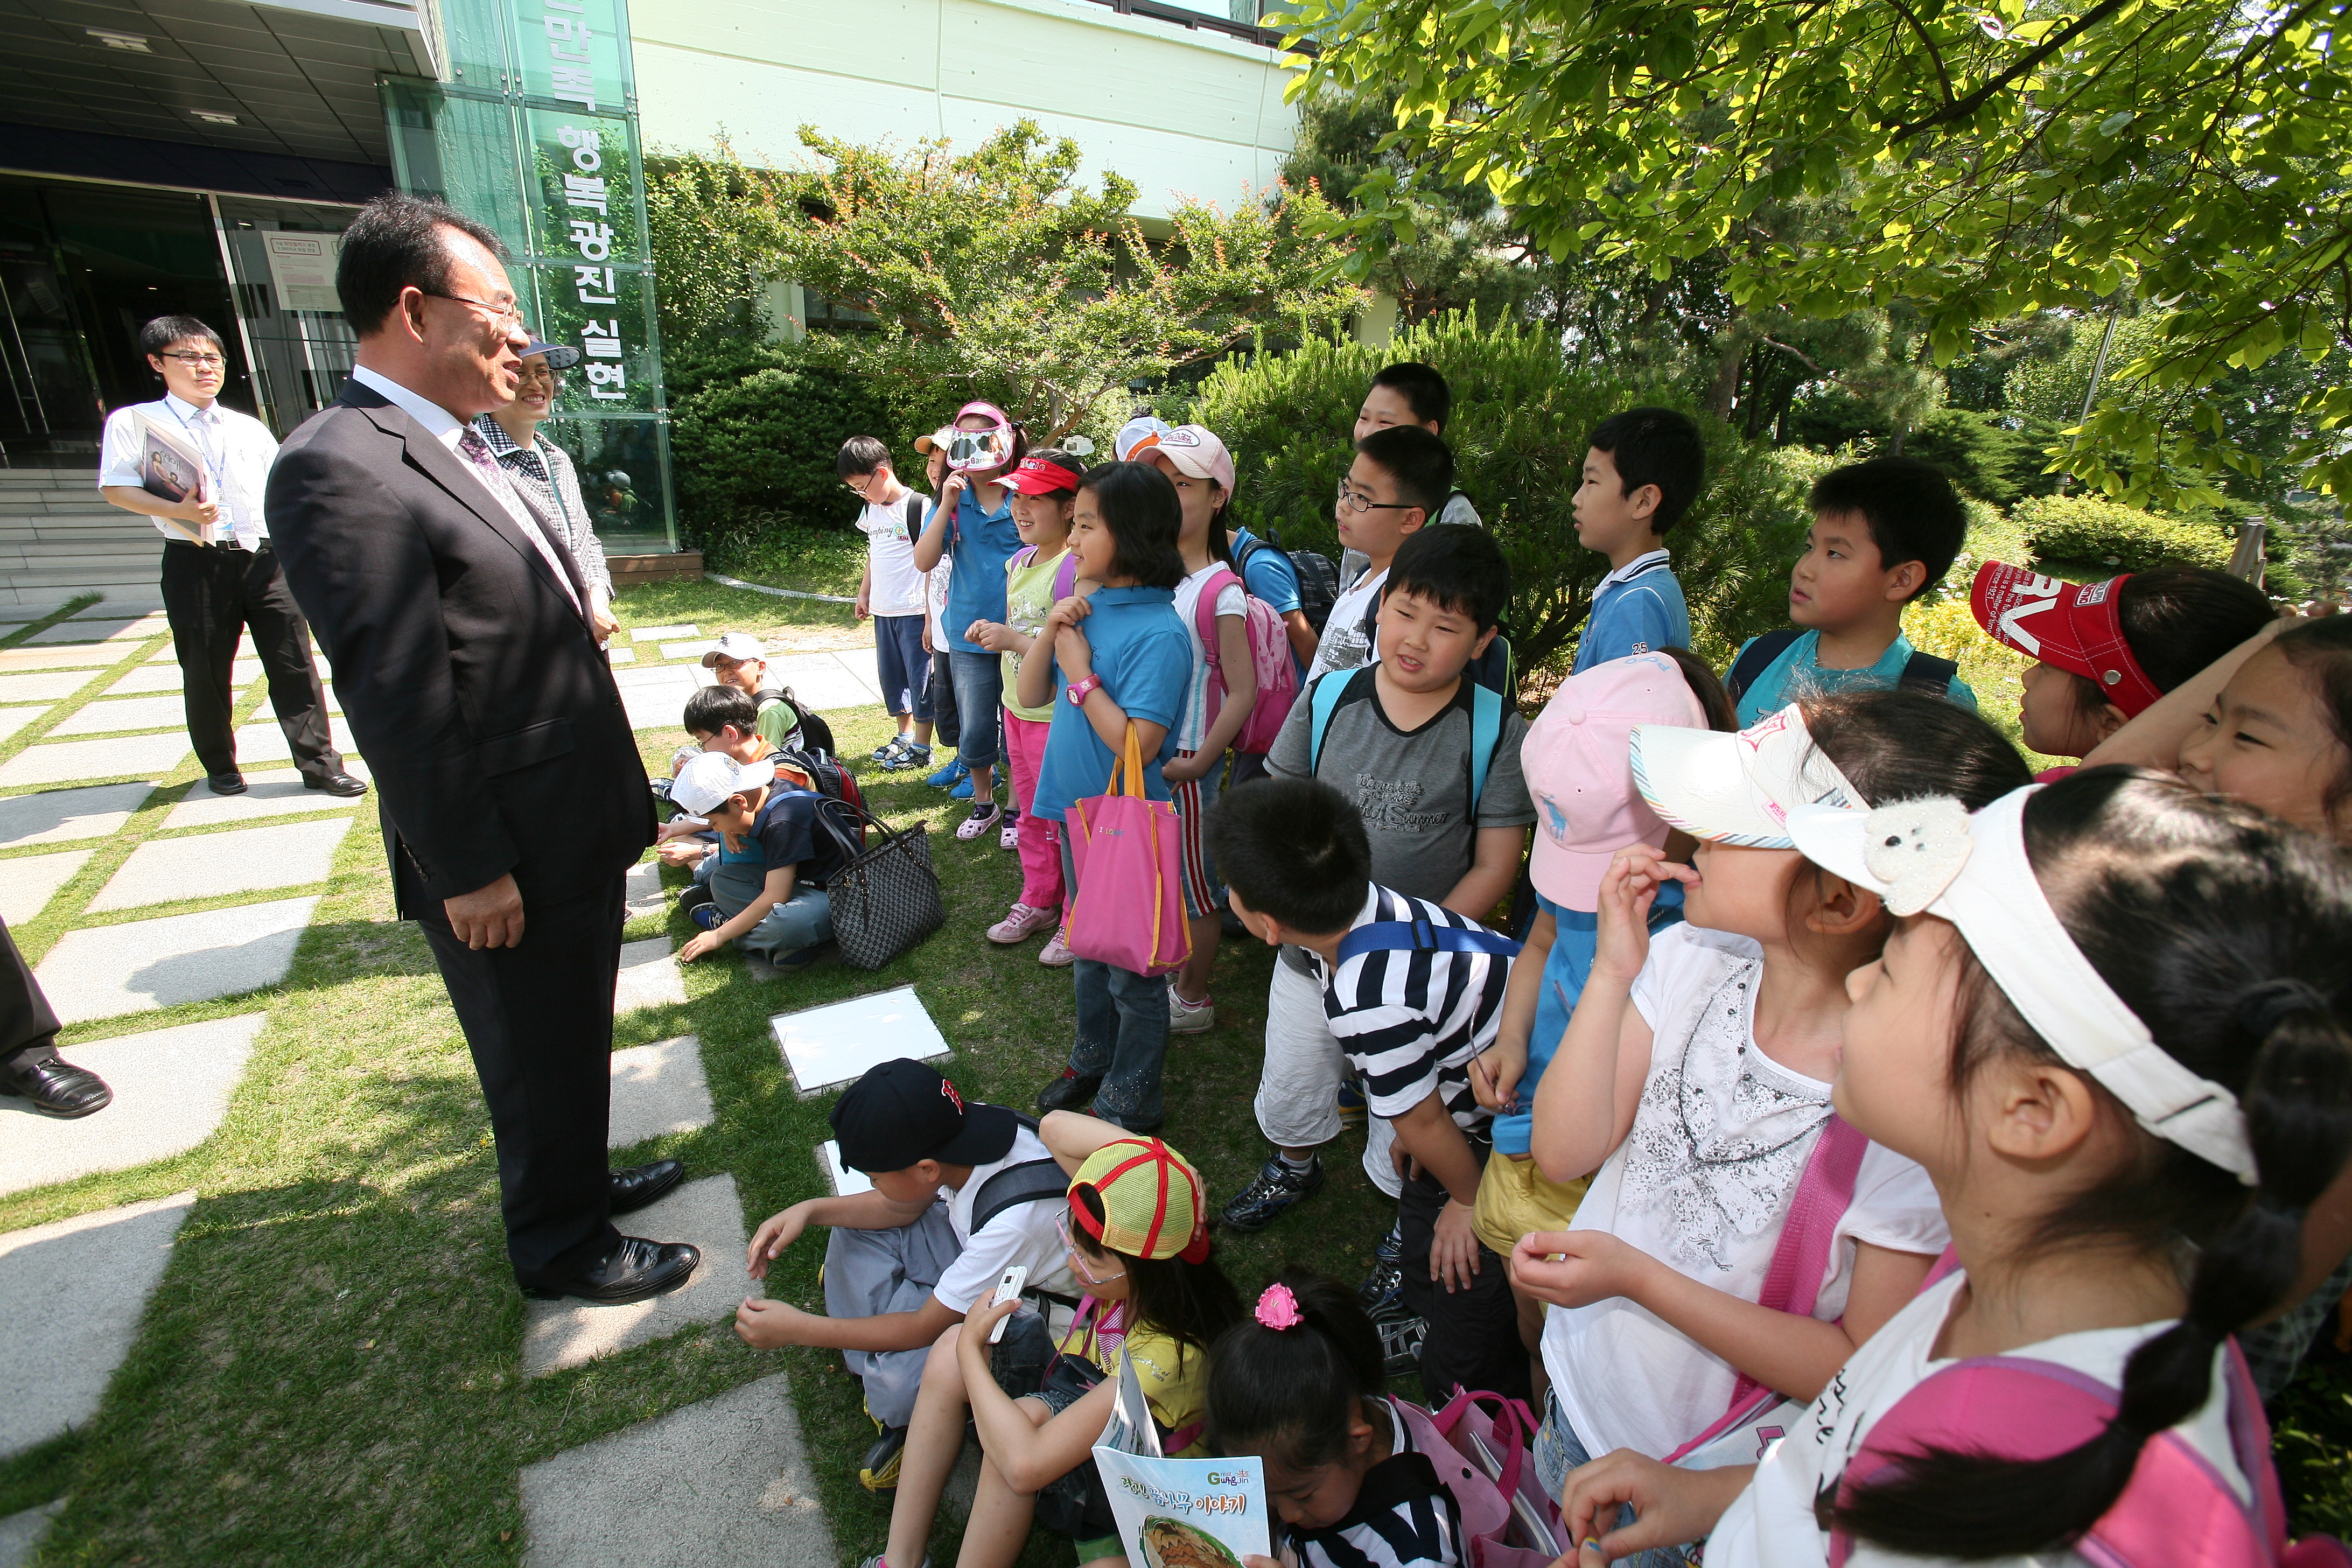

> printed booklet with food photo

[{"left": 1092, "top": 1354, "right": 1271, "bottom": 1568}]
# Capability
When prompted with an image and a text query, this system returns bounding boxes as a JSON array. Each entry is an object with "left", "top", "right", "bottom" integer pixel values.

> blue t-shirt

[
  {"left": 943, "top": 484, "right": 1024, "bottom": 655},
  {"left": 1231, "top": 527, "right": 1309, "bottom": 679},
  {"left": 1029, "top": 586, "right": 1192, "bottom": 822},
  {"left": 1489, "top": 883, "right": 1684, "bottom": 1156},
  {"left": 1731, "top": 628, "right": 1980, "bottom": 726},
  {"left": 1572, "top": 555, "right": 1690, "bottom": 674}
]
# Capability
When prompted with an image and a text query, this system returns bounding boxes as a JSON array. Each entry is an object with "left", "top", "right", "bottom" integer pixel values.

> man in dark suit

[{"left": 266, "top": 192, "right": 694, "bottom": 1303}]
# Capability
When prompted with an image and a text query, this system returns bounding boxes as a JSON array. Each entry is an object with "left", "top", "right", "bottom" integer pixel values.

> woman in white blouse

[{"left": 472, "top": 340, "right": 619, "bottom": 644}]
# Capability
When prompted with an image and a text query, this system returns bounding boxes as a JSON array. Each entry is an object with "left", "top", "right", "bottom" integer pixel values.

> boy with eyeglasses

[
  {"left": 840, "top": 435, "right": 936, "bottom": 770},
  {"left": 1307, "top": 424, "right": 1453, "bottom": 684}
]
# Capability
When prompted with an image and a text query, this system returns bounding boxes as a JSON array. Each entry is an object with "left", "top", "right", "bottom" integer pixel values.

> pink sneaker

[
  {"left": 955, "top": 802, "right": 1003, "bottom": 842},
  {"left": 987, "top": 902, "right": 1056, "bottom": 944},
  {"left": 1037, "top": 928, "right": 1075, "bottom": 967},
  {"left": 1000, "top": 818, "right": 1020, "bottom": 850}
]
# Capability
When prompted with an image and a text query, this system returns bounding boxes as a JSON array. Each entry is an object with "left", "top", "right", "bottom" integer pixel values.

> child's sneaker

[
  {"left": 1376, "top": 1311, "right": 1428, "bottom": 1376},
  {"left": 871, "top": 736, "right": 910, "bottom": 765},
  {"left": 1167, "top": 983, "right": 1214, "bottom": 1034},
  {"left": 949, "top": 773, "right": 975, "bottom": 801},
  {"left": 987, "top": 902, "right": 1057, "bottom": 944},
  {"left": 1038, "top": 928, "right": 1075, "bottom": 967},
  {"left": 955, "top": 801, "right": 1002, "bottom": 841},
  {"left": 1336, "top": 1078, "right": 1368, "bottom": 1130},
  {"left": 881, "top": 741, "right": 933, "bottom": 774},
  {"left": 1000, "top": 816, "right": 1020, "bottom": 850},
  {"left": 858, "top": 1424, "right": 908, "bottom": 1492},
  {"left": 925, "top": 756, "right": 969, "bottom": 789},
  {"left": 688, "top": 903, "right": 725, "bottom": 932},
  {"left": 1219, "top": 1154, "right": 1323, "bottom": 1231}
]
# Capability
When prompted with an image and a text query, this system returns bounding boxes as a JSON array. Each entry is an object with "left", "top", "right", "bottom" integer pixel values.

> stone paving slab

[
  {"left": 148, "top": 637, "right": 257, "bottom": 664},
  {"left": 104, "top": 659, "right": 261, "bottom": 695},
  {"left": 0, "top": 732, "right": 188, "bottom": 788},
  {"left": 772, "top": 985, "right": 948, "bottom": 1096},
  {"left": 615, "top": 936, "right": 686, "bottom": 1012},
  {"left": 0, "top": 1191, "right": 195, "bottom": 1459},
  {"left": 0, "top": 645, "right": 123, "bottom": 671},
  {"left": 0, "top": 669, "right": 98, "bottom": 705},
  {"left": 520, "top": 1173, "right": 747, "bottom": 1377},
  {"left": 768, "top": 651, "right": 881, "bottom": 712},
  {"left": 624, "top": 859, "right": 664, "bottom": 920},
  {"left": 607, "top": 647, "right": 635, "bottom": 664},
  {"left": 0, "top": 1015, "right": 266, "bottom": 1196},
  {"left": 660, "top": 640, "right": 718, "bottom": 662},
  {"left": 620, "top": 669, "right": 699, "bottom": 733},
  {"left": 48, "top": 694, "right": 185, "bottom": 736},
  {"left": 0, "top": 709, "right": 45, "bottom": 747},
  {"left": 161, "top": 761, "right": 373, "bottom": 830},
  {"left": 517, "top": 1371, "right": 836, "bottom": 1568},
  {"left": 613, "top": 663, "right": 700, "bottom": 690},
  {"left": 0, "top": 1501, "right": 61, "bottom": 1568},
  {"left": 610, "top": 1035, "right": 713, "bottom": 1149},
  {"left": 35, "top": 896, "right": 318, "bottom": 1025},
  {"left": 230, "top": 716, "right": 358, "bottom": 764},
  {"left": 24, "top": 615, "right": 167, "bottom": 645},
  {"left": 0, "top": 849, "right": 91, "bottom": 926},
  {"left": 0, "top": 783, "right": 155, "bottom": 848},
  {"left": 819, "top": 1139, "right": 872, "bottom": 1197},
  {"left": 629, "top": 624, "right": 697, "bottom": 641},
  {"left": 88, "top": 815, "right": 353, "bottom": 912}
]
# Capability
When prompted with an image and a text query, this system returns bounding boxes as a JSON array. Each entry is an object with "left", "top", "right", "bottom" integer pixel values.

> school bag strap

[
  {"left": 1898, "top": 650, "right": 1959, "bottom": 697},
  {"left": 1192, "top": 564, "right": 1243, "bottom": 689},
  {"left": 969, "top": 1156, "right": 1071, "bottom": 1234},
  {"left": 1725, "top": 627, "right": 1803, "bottom": 703},
  {"left": 1335, "top": 912, "right": 1522, "bottom": 965},
  {"left": 902, "top": 492, "right": 927, "bottom": 542},
  {"left": 1052, "top": 549, "right": 1080, "bottom": 604},
  {"left": 1304, "top": 666, "right": 1508, "bottom": 810},
  {"left": 1825, "top": 1340, "right": 2323, "bottom": 1568}
]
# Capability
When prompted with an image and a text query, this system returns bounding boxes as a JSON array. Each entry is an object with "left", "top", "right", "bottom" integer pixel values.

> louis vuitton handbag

[{"left": 815, "top": 798, "right": 946, "bottom": 969}]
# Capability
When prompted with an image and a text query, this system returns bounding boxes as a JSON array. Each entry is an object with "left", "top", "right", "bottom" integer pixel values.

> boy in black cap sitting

[{"left": 737, "top": 1058, "right": 1081, "bottom": 1490}]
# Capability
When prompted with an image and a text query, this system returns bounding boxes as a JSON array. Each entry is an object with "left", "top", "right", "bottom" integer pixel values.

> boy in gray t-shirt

[{"left": 1219, "top": 524, "right": 1534, "bottom": 1241}]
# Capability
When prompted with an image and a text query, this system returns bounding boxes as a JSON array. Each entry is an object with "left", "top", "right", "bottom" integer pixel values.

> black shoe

[
  {"left": 609, "top": 1158, "right": 684, "bottom": 1217},
  {"left": 1, "top": 1054, "right": 111, "bottom": 1118},
  {"left": 522, "top": 1236, "right": 701, "bottom": 1303},
  {"left": 1358, "top": 1258, "right": 1406, "bottom": 1319},
  {"left": 305, "top": 771, "right": 368, "bottom": 797},
  {"left": 859, "top": 1425, "right": 909, "bottom": 1492},
  {"left": 1037, "top": 1068, "right": 1102, "bottom": 1113},
  {"left": 1219, "top": 1154, "right": 1324, "bottom": 1232},
  {"left": 206, "top": 771, "right": 247, "bottom": 796}
]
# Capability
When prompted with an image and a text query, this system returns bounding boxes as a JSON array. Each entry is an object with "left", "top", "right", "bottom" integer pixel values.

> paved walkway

[{"left": 0, "top": 605, "right": 866, "bottom": 1565}]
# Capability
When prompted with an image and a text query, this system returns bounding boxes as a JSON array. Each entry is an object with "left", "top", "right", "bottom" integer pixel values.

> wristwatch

[{"left": 1066, "top": 674, "right": 1103, "bottom": 706}]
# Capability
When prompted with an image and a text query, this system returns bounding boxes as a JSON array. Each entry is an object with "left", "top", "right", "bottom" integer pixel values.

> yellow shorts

[{"left": 1472, "top": 1151, "right": 1590, "bottom": 1260}]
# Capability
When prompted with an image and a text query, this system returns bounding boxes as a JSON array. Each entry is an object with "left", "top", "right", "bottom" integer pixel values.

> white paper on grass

[
  {"left": 821, "top": 1140, "right": 873, "bottom": 1197},
  {"left": 1094, "top": 1353, "right": 1271, "bottom": 1568},
  {"left": 768, "top": 985, "right": 949, "bottom": 1096}
]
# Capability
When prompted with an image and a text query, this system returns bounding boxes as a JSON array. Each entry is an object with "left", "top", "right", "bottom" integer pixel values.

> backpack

[
  {"left": 1307, "top": 665, "right": 1510, "bottom": 813},
  {"left": 1724, "top": 628, "right": 1958, "bottom": 709},
  {"left": 758, "top": 688, "right": 837, "bottom": 759},
  {"left": 900, "top": 493, "right": 927, "bottom": 543},
  {"left": 771, "top": 744, "right": 867, "bottom": 849},
  {"left": 1826, "top": 1339, "right": 2352, "bottom": 1568},
  {"left": 1239, "top": 525, "right": 1340, "bottom": 636},
  {"left": 1334, "top": 909, "right": 1522, "bottom": 965},
  {"left": 1193, "top": 564, "right": 1300, "bottom": 755}
]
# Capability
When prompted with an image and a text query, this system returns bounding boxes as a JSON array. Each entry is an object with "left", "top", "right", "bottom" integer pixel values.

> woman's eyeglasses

[
  {"left": 1055, "top": 1211, "right": 1126, "bottom": 1286},
  {"left": 1334, "top": 481, "right": 1417, "bottom": 515}
]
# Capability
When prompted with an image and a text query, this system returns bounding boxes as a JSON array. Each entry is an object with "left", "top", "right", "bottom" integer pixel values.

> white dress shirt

[
  {"left": 348, "top": 366, "right": 583, "bottom": 613},
  {"left": 97, "top": 391, "right": 278, "bottom": 551}
]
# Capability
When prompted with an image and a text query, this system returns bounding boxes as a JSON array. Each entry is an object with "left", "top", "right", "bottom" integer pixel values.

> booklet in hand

[
  {"left": 1092, "top": 1353, "right": 1272, "bottom": 1568},
  {"left": 132, "top": 410, "right": 214, "bottom": 543}
]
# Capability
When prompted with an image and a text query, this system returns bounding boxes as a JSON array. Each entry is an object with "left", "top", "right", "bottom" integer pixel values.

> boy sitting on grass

[
  {"left": 1727, "top": 454, "right": 1978, "bottom": 723},
  {"left": 655, "top": 687, "right": 778, "bottom": 869},
  {"left": 737, "top": 1059, "right": 1083, "bottom": 1492},
  {"left": 1207, "top": 775, "right": 1528, "bottom": 1403},
  {"left": 669, "top": 751, "right": 845, "bottom": 969},
  {"left": 1310, "top": 424, "right": 1454, "bottom": 682},
  {"left": 1569, "top": 407, "right": 1705, "bottom": 671}
]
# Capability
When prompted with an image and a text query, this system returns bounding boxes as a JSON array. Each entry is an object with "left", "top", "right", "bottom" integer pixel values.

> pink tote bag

[{"left": 1063, "top": 723, "right": 1191, "bottom": 977}]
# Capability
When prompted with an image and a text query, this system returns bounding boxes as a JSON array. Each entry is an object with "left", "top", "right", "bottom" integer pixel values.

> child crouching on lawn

[{"left": 668, "top": 751, "right": 846, "bottom": 970}]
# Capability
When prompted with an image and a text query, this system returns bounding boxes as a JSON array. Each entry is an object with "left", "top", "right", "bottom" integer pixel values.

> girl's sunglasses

[
  {"left": 1055, "top": 1210, "right": 1126, "bottom": 1286},
  {"left": 947, "top": 429, "right": 1010, "bottom": 469}
]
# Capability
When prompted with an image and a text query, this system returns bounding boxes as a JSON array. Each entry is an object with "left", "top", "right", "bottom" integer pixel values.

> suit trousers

[
  {"left": 162, "top": 541, "right": 340, "bottom": 780},
  {"left": 403, "top": 860, "right": 627, "bottom": 1287},
  {"left": 0, "top": 916, "right": 59, "bottom": 1071}
]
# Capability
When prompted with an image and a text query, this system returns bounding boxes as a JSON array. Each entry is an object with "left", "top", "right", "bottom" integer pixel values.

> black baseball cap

[{"left": 830, "top": 1059, "right": 1019, "bottom": 1173}]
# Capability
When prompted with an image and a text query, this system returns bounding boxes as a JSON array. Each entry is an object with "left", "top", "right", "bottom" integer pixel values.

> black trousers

[
  {"left": 401, "top": 860, "right": 627, "bottom": 1287},
  {"left": 162, "top": 541, "right": 340, "bottom": 780},
  {"left": 0, "top": 916, "right": 59, "bottom": 1070},
  {"left": 1399, "top": 1142, "right": 1531, "bottom": 1404}
]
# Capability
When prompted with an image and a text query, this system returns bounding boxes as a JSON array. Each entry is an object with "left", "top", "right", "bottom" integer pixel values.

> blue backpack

[{"left": 1305, "top": 664, "right": 1509, "bottom": 811}]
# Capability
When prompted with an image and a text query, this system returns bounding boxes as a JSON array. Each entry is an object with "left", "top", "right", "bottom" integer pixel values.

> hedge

[{"left": 2010, "top": 494, "right": 2234, "bottom": 575}]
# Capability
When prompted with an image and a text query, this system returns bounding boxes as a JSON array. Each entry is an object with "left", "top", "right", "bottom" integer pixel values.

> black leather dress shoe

[
  {"left": 1, "top": 1054, "right": 113, "bottom": 1118},
  {"left": 207, "top": 771, "right": 247, "bottom": 796},
  {"left": 305, "top": 772, "right": 368, "bottom": 798},
  {"left": 610, "top": 1158, "right": 684, "bottom": 1216},
  {"left": 523, "top": 1236, "right": 700, "bottom": 1303}
]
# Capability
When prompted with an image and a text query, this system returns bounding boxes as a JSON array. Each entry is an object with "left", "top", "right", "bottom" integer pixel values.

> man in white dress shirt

[{"left": 96, "top": 316, "right": 365, "bottom": 799}]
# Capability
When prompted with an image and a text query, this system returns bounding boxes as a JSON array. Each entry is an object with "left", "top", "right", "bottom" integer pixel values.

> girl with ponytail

[{"left": 1550, "top": 768, "right": 2352, "bottom": 1567}]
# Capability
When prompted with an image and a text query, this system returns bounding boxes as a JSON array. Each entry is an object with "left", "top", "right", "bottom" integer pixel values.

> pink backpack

[
  {"left": 1827, "top": 1342, "right": 2350, "bottom": 1568},
  {"left": 1193, "top": 565, "right": 1299, "bottom": 755}
]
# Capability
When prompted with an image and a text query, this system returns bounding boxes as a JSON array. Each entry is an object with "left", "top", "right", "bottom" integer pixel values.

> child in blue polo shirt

[
  {"left": 1570, "top": 407, "right": 1704, "bottom": 673},
  {"left": 1726, "top": 454, "right": 1979, "bottom": 724},
  {"left": 913, "top": 401, "right": 1027, "bottom": 842},
  {"left": 1017, "top": 461, "right": 1193, "bottom": 1133}
]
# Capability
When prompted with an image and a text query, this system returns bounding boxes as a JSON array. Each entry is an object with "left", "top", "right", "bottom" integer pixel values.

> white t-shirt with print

[
  {"left": 1309, "top": 565, "right": 1389, "bottom": 685},
  {"left": 1541, "top": 925, "right": 1950, "bottom": 1462},
  {"left": 930, "top": 1124, "right": 1081, "bottom": 1312},
  {"left": 1170, "top": 561, "right": 1248, "bottom": 753},
  {"left": 1703, "top": 1271, "right": 2248, "bottom": 1568},
  {"left": 925, "top": 553, "right": 954, "bottom": 649},
  {"left": 860, "top": 491, "right": 929, "bottom": 618}
]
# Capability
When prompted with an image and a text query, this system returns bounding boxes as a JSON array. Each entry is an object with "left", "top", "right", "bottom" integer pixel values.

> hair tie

[
  {"left": 1255, "top": 1283, "right": 1303, "bottom": 1331},
  {"left": 2237, "top": 979, "right": 2333, "bottom": 1039}
]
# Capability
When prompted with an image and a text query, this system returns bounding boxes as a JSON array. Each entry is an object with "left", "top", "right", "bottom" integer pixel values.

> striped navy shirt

[
  {"left": 1286, "top": 1398, "right": 1467, "bottom": 1568},
  {"left": 1314, "top": 886, "right": 1511, "bottom": 1137}
]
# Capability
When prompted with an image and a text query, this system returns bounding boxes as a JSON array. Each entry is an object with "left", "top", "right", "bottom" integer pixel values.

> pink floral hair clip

[{"left": 1255, "top": 1282, "right": 1303, "bottom": 1331}]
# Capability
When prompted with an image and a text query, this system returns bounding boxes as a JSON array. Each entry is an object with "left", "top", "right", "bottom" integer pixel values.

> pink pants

[{"left": 1000, "top": 709, "right": 1063, "bottom": 912}]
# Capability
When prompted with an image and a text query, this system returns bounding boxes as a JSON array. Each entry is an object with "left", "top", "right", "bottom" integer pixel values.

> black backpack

[
  {"left": 1724, "top": 629, "right": 1957, "bottom": 708},
  {"left": 1238, "top": 525, "right": 1341, "bottom": 637},
  {"left": 758, "top": 687, "right": 836, "bottom": 758},
  {"left": 772, "top": 745, "right": 867, "bottom": 849}
]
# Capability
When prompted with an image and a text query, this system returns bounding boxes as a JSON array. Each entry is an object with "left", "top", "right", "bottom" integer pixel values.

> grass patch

[{"left": 702, "top": 525, "right": 868, "bottom": 600}]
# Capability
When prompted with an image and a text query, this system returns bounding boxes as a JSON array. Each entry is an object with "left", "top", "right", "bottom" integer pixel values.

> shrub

[
  {"left": 1178, "top": 311, "right": 1810, "bottom": 673},
  {"left": 667, "top": 342, "right": 899, "bottom": 558},
  {"left": 2011, "top": 493, "right": 2233, "bottom": 576}
]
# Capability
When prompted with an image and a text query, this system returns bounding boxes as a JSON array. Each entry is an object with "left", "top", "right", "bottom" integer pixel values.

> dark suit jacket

[{"left": 265, "top": 379, "right": 654, "bottom": 914}]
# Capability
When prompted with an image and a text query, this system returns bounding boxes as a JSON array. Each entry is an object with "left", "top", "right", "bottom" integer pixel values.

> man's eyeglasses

[
  {"left": 159, "top": 351, "right": 227, "bottom": 368},
  {"left": 1334, "top": 481, "right": 1417, "bottom": 515},
  {"left": 424, "top": 290, "right": 525, "bottom": 328},
  {"left": 1055, "top": 1211, "right": 1126, "bottom": 1286}
]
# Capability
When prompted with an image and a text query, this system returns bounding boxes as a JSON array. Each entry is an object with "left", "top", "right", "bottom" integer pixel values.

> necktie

[{"left": 457, "top": 425, "right": 582, "bottom": 613}]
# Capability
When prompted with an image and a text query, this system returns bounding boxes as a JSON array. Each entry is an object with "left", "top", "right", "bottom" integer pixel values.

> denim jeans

[
  {"left": 736, "top": 886, "right": 832, "bottom": 962},
  {"left": 1535, "top": 1390, "right": 1700, "bottom": 1568},
  {"left": 1059, "top": 834, "right": 1169, "bottom": 1129},
  {"left": 947, "top": 648, "right": 1004, "bottom": 774},
  {"left": 873, "top": 613, "right": 932, "bottom": 722}
]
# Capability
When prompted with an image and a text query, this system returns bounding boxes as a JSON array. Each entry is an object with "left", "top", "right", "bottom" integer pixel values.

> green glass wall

[{"left": 382, "top": 0, "right": 675, "bottom": 554}]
